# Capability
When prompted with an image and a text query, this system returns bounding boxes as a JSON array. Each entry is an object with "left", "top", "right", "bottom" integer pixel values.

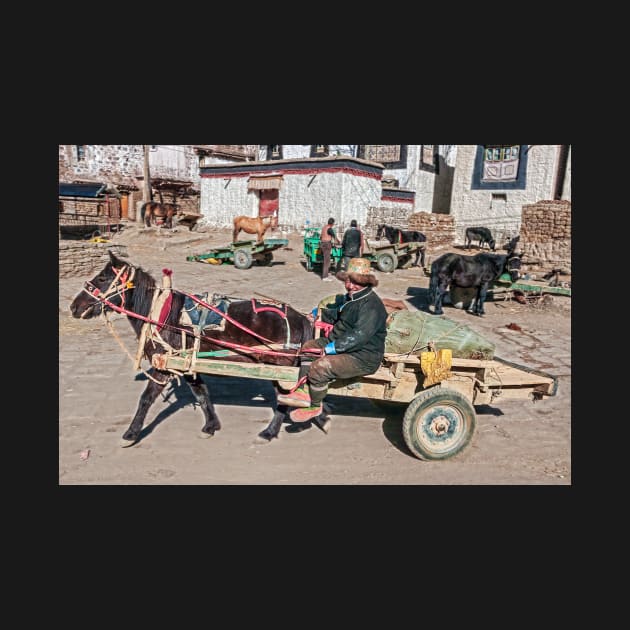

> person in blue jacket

[{"left": 278, "top": 257, "right": 388, "bottom": 425}]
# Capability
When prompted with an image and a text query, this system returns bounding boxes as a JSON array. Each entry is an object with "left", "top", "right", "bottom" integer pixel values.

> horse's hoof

[
  {"left": 313, "top": 417, "right": 331, "bottom": 434},
  {"left": 120, "top": 438, "right": 137, "bottom": 448},
  {"left": 198, "top": 431, "right": 214, "bottom": 439},
  {"left": 255, "top": 432, "right": 275, "bottom": 444}
]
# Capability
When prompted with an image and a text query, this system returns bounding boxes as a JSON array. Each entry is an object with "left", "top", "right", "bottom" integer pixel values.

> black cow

[
  {"left": 465, "top": 227, "right": 496, "bottom": 251},
  {"left": 429, "top": 252, "right": 521, "bottom": 316}
]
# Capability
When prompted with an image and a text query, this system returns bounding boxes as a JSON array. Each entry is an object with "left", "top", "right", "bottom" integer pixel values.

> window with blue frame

[{"left": 471, "top": 145, "right": 528, "bottom": 190}]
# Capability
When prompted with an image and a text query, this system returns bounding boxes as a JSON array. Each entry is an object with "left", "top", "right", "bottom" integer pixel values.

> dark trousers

[
  {"left": 307, "top": 353, "right": 381, "bottom": 405},
  {"left": 320, "top": 240, "right": 333, "bottom": 278}
]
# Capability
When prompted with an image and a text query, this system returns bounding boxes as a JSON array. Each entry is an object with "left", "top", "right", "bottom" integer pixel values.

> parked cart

[
  {"left": 187, "top": 238, "right": 288, "bottom": 269},
  {"left": 302, "top": 228, "right": 425, "bottom": 274}
]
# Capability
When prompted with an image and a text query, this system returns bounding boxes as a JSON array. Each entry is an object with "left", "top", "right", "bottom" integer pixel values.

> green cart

[
  {"left": 187, "top": 238, "right": 288, "bottom": 270},
  {"left": 303, "top": 227, "right": 343, "bottom": 271}
]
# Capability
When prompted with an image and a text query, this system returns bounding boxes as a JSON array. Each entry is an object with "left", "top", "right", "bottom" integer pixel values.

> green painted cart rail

[{"left": 494, "top": 273, "right": 571, "bottom": 297}]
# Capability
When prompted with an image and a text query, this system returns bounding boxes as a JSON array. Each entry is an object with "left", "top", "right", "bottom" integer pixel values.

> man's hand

[{"left": 300, "top": 338, "right": 325, "bottom": 356}]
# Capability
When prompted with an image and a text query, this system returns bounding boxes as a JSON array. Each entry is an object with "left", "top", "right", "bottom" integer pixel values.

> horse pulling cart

[
  {"left": 302, "top": 227, "right": 425, "bottom": 274},
  {"left": 187, "top": 238, "right": 288, "bottom": 270},
  {"left": 150, "top": 320, "right": 558, "bottom": 461},
  {"left": 363, "top": 239, "right": 426, "bottom": 273}
]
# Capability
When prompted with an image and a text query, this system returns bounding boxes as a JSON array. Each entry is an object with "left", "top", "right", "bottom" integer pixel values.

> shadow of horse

[{"left": 130, "top": 374, "right": 280, "bottom": 442}]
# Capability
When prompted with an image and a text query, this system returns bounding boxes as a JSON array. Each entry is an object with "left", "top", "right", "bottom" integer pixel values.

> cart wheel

[
  {"left": 377, "top": 252, "right": 398, "bottom": 273},
  {"left": 402, "top": 387, "right": 476, "bottom": 461},
  {"left": 233, "top": 249, "right": 253, "bottom": 269},
  {"left": 256, "top": 252, "right": 273, "bottom": 266}
]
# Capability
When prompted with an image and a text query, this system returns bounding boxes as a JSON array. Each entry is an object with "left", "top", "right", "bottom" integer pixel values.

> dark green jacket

[{"left": 317, "top": 286, "right": 387, "bottom": 371}]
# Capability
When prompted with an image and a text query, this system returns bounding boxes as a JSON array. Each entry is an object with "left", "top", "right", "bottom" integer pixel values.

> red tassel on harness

[{"left": 162, "top": 268, "right": 173, "bottom": 277}]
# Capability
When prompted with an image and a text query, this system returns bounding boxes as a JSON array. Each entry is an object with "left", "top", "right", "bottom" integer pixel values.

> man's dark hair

[
  {"left": 327, "top": 217, "right": 335, "bottom": 225},
  {"left": 350, "top": 219, "right": 357, "bottom": 227}
]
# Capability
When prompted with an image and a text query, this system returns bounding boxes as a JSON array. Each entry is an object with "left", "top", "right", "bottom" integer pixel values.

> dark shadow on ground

[
  {"left": 129, "top": 375, "right": 279, "bottom": 442},
  {"left": 474, "top": 404, "right": 505, "bottom": 417},
  {"left": 404, "top": 287, "right": 432, "bottom": 312}
]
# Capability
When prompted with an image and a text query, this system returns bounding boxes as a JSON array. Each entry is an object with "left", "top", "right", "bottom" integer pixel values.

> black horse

[
  {"left": 429, "top": 252, "right": 522, "bottom": 316},
  {"left": 376, "top": 224, "right": 426, "bottom": 267},
  {"left": 69, "top": 251, "right": 322, "bottom": 445}
]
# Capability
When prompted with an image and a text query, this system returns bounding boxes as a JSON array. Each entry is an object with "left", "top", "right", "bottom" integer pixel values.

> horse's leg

[
  {"left": 419, "top": 246, "right": 426, "bottom": 269},
  {"left": 122, "top": 369, "right": 169, "bottom": 444},
  {"left": 144, "top": 208, "right": 152, "bottom": 228},
  {"left": 475, "top": 282, "right": 490, "bottom": 316},
  {"left": 186, "top": 374, "right": 221, "bottom": 437},
  {"left": 258, "top": 401, "right": 291, "bottom": 441},
  {"left": 434, "top": 279, "right": 448, "bottom": 315}
]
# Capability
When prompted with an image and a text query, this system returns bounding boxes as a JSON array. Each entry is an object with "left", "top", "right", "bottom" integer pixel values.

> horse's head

[
  {"left": 505, "top": 253, "right": 522, "bottom": 282},
  {"left": 70, "top": 251, "right": 135, "bottom": 319},
  {"left": 488, "top": 238, "right": 496, "bottom": 252}
]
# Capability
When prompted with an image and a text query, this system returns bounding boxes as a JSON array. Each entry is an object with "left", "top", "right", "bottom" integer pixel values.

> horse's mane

[{"left": 128, "top": 264, "right": 157, "bottom": 318}]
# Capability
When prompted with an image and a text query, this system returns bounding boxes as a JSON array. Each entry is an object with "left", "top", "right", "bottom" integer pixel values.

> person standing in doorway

[
  {"left": 320, "top": 217, "right": 340, "bottom": 281},
  {"left": 340, "top": 219, "right": 365, "bottom": 271}
]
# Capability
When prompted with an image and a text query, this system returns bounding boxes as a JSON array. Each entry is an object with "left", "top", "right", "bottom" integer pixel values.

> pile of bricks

[
  {"left": 408, "top": 211, "right": 457, "bottom": 248},
  {"left": 519, "top": 200, "right": 571, "bottom": 273}
]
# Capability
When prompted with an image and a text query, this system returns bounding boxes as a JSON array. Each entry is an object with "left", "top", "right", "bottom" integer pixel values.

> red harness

[{"left": 251, "top": 298, "right": 287, "bottom": 318}]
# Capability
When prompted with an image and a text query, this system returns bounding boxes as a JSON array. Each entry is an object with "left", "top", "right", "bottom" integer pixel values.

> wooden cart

[
  {"left": 363, "top": 239, "right": 425, "bottom": 273},
  {"left": 302, "top": 228, "right": 425, "bottom": 274},
  {"left": 187, "top": 238, "right": 289, "bottom": 270},
  {"left": 151, "top": 344, "right": 557, "bottom": 461}
]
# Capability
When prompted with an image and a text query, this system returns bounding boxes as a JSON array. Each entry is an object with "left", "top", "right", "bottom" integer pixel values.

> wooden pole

[{"left": 142, "top": 145, "right": 152, "bottom": 202}]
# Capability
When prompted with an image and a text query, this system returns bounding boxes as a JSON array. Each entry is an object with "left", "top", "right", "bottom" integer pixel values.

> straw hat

[{"left": 336, "top": 257, "right": 378, "bottom": 286}]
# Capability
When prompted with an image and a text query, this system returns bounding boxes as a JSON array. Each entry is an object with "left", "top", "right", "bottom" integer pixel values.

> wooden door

[{"left": 259, "top": 189, "right": 279, "bottom": 225}]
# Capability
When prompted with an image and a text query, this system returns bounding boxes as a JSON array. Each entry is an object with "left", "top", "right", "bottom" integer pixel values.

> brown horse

[
  {"left": 69, "top": 251, "right": 321, "bottom": 445},
  {"left": 233, "top": 215, "right": 275, "bottom": 243},
  {"left": 141, "top": 201, "right": 177, "bottom": 228}
]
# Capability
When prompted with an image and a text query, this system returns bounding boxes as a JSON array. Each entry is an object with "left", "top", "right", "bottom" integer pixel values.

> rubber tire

[
  {"left": 402, "top": 386, "right": 476, "bottom": 461},
  {"left": 256, "top": 252, "right": 273, "bottom": 266},
  {"left": 233, "top": 249, "right": 253, "bottom": 269},
  {"left": 377, "top": 252, "right": 397, "bottom": 273}
]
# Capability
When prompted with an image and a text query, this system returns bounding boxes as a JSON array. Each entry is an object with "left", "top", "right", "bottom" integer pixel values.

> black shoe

[{"left": 285, "top": 421, "right": 313, "bottom": 434}]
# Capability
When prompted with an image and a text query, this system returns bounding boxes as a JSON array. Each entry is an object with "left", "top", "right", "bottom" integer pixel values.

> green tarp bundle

[{"left": 384, "top": 310, "right": 495, "bottom": 360}]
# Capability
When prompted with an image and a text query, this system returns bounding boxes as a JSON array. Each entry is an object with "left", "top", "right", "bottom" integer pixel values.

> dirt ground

[{"left": 58, "top": 224, "right": 571, "bottom": 485}]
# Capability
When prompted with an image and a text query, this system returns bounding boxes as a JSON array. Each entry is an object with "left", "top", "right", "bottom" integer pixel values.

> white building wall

[
  {"left": 449, "top": 145, "right": 562, "bottom": 244},
  {"left": 563, "top": 146, "right": 571, "bottom": 200},
  {"left": 149, "top": 145, "right": 198, "bottom": 180},
  {"left": 200, "top": 170, "right": 382, "bottom": 233}
]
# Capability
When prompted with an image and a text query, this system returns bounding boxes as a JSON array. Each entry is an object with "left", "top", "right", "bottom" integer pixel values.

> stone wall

[
  {"left": 366, "top": 206, "right": 415, "bottom": 238},
  {"left": 408, "top": 211, "right": 457, "bottom": 249},
  {"left": 59, "top": 241, "right": 128, "bottom": 278},
  {"left": 366, "top": 208, "right": 457, "bottom": 248},
  {"left": 519, "top": 200, "right": 571, "bottom": 272}
]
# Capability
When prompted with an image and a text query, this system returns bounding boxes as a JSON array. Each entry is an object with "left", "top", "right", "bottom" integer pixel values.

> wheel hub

[{"left": 430, "top": 414, "right": 450, "bottom": 436}]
